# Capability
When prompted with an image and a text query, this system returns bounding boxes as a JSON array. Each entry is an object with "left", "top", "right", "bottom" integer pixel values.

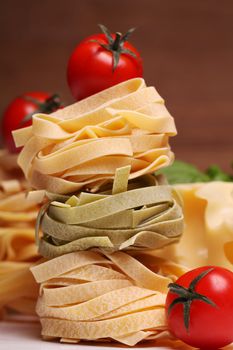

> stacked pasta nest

[
  {"left": 0, "top": 150, "right": 39, "bottom": 317},
  {"left": 14, "top": 78, "right": 185, "bottom": 345}
]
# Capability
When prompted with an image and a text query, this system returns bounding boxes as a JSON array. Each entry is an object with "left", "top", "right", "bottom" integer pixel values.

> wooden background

[{"left": 0, "top": 0, "right": 232, "bottom": 171}]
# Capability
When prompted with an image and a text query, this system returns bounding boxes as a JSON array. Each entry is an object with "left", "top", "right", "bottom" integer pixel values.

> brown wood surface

[{"left": 0, "top": 0, "right": 232, "bottom": 171}]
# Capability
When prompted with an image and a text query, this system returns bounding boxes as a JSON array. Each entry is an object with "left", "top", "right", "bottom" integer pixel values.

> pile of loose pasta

[{"left": 0, "top": 150, "right": 39, "bottom": 317}]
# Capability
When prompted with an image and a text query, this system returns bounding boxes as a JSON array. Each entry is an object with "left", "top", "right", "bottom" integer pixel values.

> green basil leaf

[
  {"left": 157, "top": 160, "right": 233, "bottom": 184},
  {"left": 157, "top": 160, "right": 209, "bottom": 184}
]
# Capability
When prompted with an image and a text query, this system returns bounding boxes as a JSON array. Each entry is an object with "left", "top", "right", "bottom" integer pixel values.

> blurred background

[{"left": 0, "top": 0, "right": 232, "bottom": 170}]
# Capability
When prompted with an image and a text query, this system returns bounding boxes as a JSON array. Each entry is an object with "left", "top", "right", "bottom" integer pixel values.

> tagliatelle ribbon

[
  {"left": 0, "top": 262, "right": 39, "bottom": 314},
  {"left": 13, "top": 78, "right": 177, "bottom": 194},
  {"left": 0, "top": 150, "right": 40, "bottom": 316},
  {"left": 0, "top": 177, "right": 39, "bottom": 262},
  {"left": 36, "top": 168, "right": 183, "bottom": 258},
  {"left": 31, "top": 249, "right": 188, "bottom": 345}
]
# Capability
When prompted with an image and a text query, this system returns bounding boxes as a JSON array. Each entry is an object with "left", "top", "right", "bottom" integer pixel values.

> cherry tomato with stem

[
  {"left": 166, "top": 266, "right": 233, "bottom": 349},
  {"left": 67, "top": 24, "right": 143, "bottom": 101},
  {"left": 2, "top": 92, "right": 62, "bottom": 153}
]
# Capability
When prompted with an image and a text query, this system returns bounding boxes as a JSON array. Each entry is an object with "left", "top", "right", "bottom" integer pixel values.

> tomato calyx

[
  {"left": 91, "top": 24, "right": 137, "bottom": 71},
  {"left": 21, "top": 94, "right": 63, "bottom": 125},
  {"left": 168, "top": 268, "right": 217, "bottom": 332}
]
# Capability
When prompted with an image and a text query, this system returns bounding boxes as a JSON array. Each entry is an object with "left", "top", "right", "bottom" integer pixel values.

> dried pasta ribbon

[
  {"left": 0, "top": 262, "right": 39, "bottom": 311},
  {"left": 13, "top": 78, "right": 177, "bottom": 194},
  {"left": 36, "top": 169, "right": 183, "bottom": 258},
  {"left": 31, "top": 249, "right": 188, "bottom": 345},
  {"left": 0, "top": 178, "right": 39, "bottom": 261},
  {"left": 0, "top": 151, "right": 40, "bottom": 316}
]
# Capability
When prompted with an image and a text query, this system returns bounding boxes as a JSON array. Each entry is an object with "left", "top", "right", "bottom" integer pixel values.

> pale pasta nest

[
  {"left": 31, "top": 249, "right": 188, "bottom": 346},
  {"left": 13, "top": 78, "right": 177, "bottom": 194}
]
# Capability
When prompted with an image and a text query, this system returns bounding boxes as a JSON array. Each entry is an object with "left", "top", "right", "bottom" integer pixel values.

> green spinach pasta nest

[{"left": 36, "top": 166, "right": 184, "bottom": 258}]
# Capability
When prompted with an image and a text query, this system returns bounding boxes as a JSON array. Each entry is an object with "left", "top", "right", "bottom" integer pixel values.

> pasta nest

[
  {"left": 35, "top": 167, "right": 184, "bottom": 258},
  {"left": 31, "top": 249, "right": 188, "bottom": 346},
  {"left": 14, "top": 78, "right": 177, "bottom": 195}
]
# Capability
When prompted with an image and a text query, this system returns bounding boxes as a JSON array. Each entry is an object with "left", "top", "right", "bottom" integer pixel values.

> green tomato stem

[{"left": 112, "top": 32, "right": 122, "bottom": 51}]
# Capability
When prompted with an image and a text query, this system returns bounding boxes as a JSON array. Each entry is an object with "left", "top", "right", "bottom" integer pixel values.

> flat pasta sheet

[{"left": 159, "top": 182, "right": 233, "bottom": 271}]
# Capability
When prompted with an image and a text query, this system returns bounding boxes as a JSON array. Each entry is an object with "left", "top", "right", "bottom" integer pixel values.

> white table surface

[
  {"left": 0, "top": 321, "right": 174, "bottom": 350},
  {"left": 1, "top": 321, "right": 232, "bottom": 350}
]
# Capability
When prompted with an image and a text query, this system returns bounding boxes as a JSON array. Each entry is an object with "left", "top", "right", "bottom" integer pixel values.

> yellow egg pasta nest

[
  {"left": 0, "top": 179, "right": 38, "bottom": 262},
  {"left": 0, "top": 151, "right": 40, "bottom": 316},
  {"left": 0, "top": 262, "right": 39, "bottom": 317},
  {"left": 31, "top": 249, "right": 188, "bottom": 346},
  {"left": 35, "top": 167, "right": 184, "bottom": 258},
  {"left": 13, "top": 78, "right": 177, "bottom": 194}
]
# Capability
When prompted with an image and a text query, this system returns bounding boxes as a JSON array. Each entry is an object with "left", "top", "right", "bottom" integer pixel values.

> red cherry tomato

[
  {"left": 2, "top": 92, "right": 62, "bottom": 153},
  {"left": 67, "top": 24, "right": 143, "bottom": 101},
  {"left": 166, "top": 266, "right": 233, "bottom": 349}
]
